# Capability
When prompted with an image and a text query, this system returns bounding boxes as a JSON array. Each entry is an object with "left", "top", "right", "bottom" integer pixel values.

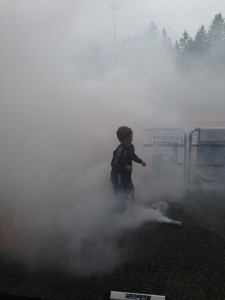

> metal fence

[
  {"left": 188, "top": 127, "right": 225, "bottom": 191},
  {"left": 143, "top": 127, "right": 225, "bottom": 191},
  {"left": 143, "top": 128, "right": 188, "bottom": 178}
]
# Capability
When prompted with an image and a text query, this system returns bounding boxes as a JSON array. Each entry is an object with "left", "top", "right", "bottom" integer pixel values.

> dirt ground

[{"left": 0, "top": 188, "right": 225, "bottom": 300}]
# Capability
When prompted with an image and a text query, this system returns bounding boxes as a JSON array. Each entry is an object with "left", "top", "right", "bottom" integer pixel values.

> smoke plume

[{"left": 0, "top": 1, "right": 225, "bottom": 275}]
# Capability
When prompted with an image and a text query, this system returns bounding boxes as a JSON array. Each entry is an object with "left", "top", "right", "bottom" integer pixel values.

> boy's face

[{"left": 122, "top": 133, "right": 133, "bottom": 146}]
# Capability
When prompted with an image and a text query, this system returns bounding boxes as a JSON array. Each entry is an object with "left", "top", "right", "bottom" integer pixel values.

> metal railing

[
  {"left": 143, "top": 128, "right": 188, "bottom": 179},
  {"left": 187, "top": 128, "right": 225, "bottom": 189},
  {"left": 143, "top": 127, "right": 225, "bottom": 190}
]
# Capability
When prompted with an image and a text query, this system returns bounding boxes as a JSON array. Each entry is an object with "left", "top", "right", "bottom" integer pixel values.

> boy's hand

[
  {"left": 141, "top": 161, "right": 146, "bottom": 167},
  {"left": 125, "top": 165, "right": 133, "bottom": 172}
]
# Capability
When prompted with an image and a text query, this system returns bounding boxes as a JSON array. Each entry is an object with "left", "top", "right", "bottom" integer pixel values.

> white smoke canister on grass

[{"left": 107, "top": 291, "right": 168, "bottom": 300}]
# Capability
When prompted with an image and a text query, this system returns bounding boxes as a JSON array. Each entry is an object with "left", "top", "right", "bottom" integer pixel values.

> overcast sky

[
  {"left": 2, "top": 0, "right": 225, "bottom": 49},
  {"left": 67, "top": 0, "right": 225, "bottom": 47}
]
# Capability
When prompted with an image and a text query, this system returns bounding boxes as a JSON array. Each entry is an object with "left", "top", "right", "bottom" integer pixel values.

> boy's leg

[
  {"left": 121, "top": 181, "right": 135, "bottom": 212},
  {"left": 120, "top": 173, "right": 135, "bottom": 208},
  {"left": 111, "top": 168, "right": 120, "bottom": 196},
  {"left": 111, "top": 169, "right": 126, "bottom": 211},
  {"left": 124, "top": 184, "right": 134, "bottom": 202}
]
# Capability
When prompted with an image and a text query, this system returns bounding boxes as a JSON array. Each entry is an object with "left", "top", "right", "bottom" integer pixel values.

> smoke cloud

[{"left": 0, "top": 1, "right": 225, "bottom": 275}]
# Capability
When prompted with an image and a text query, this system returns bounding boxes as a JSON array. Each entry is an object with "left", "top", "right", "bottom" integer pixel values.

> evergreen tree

[
  {"left": 208, "top": 13, "right": 225, "bottom": 47},
  {"left": 178, "top": 30, "right": 193, "bottom": 53},
  {"left": 174, "top": 13, "right": 225, "bottom": 73},
  {"left": 161, "top": 27, "right": 168, "bottom": 43},
  {"left": 174, "top": 41, "right": 180, "bottom": 53},
  {"left": 207, "top": 13, "right": 225, "bottom": 69},
  {"left": 175, "top": 31, "right": 194, "bottom": 72},
  {"left": 144, "top": 21, "right": 159, "bottom": 44},
  {"left": 194, "top": 25, "right": 208, "bottom": 54},
  {"left": 161, "top": 28, "right": 173, "bottom": 52}
]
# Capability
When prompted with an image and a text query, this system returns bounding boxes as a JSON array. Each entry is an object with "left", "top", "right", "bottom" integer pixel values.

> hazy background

[
  {"left": 0, "top": 0, "right": 225, "bottom": 275},
  {"left": 68, "top": 0, "right": 225, "bottom": 47}
]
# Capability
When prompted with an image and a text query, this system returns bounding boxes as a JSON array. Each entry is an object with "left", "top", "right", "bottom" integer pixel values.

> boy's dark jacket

[{"left": 111, "top": 143, "right": 142, "bottom": 172}]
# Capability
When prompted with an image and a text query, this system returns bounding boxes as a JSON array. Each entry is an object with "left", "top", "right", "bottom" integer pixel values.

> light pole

[{"left": 109, "top": 4, "right": 118, "bottom": 45}]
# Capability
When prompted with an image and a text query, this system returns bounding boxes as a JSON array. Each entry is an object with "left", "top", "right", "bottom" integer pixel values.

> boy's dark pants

[{"left": 111, "top": 168, "right": 134, "bottom": 205}]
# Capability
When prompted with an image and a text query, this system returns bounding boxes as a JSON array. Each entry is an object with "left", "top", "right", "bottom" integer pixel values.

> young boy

[{"left": 111, "top": 126, "right": 146, "bottom": 204}]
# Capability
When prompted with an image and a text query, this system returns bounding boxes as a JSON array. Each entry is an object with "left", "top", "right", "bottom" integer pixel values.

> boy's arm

[{"left": 128, "top": 145, "right": 146, "bottom": 166}]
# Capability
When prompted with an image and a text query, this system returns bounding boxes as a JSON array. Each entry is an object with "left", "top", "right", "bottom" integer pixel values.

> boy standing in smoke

[{"left": 111, "top": 126, "right": 146, "bottom": 208}]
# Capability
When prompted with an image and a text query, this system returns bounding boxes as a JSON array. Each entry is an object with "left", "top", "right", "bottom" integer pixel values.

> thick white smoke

[{"left": 0, "top": 1, "right": 225, "bottom": 275}]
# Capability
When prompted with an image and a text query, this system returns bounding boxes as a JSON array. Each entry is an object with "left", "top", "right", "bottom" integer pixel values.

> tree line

[
  {"left": 174, "top": 13, "right": 225, "bottom": 72},
  {"left": 77, "top": 13, "right": 225, "bottom": 78},
  {"left": 139, "top": 12, "right": 225, "bottom": 72}
]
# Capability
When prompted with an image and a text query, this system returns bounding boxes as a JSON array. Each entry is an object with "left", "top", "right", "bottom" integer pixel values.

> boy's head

[{"left": 116, "top": 126, "right": 133, "bottom": 145}]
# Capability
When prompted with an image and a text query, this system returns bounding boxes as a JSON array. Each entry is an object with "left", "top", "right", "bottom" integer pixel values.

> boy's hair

[{"left": 116, "top": 126, "right": 133, "bottom": 142}]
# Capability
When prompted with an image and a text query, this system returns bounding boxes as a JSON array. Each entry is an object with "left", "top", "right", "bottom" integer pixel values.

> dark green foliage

[
  {"left": 194, "top": 25, "right": 208, "bottom": 55},
  {"left": 77, "top": 12, "right": 225, "bottom": 78},
  {"left": 207, "top": 13, "right": 225, "bottom": 70},
  {"left": 208, "top": 13, "right": 225, "bottom": 48},
  {"left": 178, "top": 30, "right": 193, "bottom": 53},
  {"left": 175, "top": 13, "right": 225, "bottom": 73}
]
